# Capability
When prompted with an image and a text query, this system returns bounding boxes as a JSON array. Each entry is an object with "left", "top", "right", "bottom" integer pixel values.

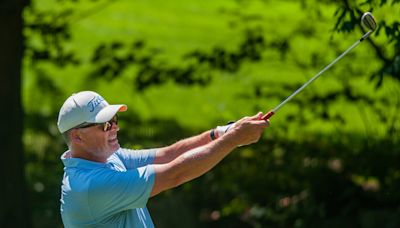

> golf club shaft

[{"left": 262, "top": 30, "right": 372, "bottom": 120}]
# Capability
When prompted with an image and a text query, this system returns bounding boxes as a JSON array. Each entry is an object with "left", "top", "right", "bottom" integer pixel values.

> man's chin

[
  {"left": 111, "top": 143, "right": 120, "bottom": 151},
  {"left": 108, "top": 138, "right": 120, "bottom": 150}
]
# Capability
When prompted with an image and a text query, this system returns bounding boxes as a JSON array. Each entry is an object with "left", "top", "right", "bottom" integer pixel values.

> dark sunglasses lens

[
  {"left": 103, "top": 116, "right": 118, "bottom": 131},
  {"left": 103, "top": 122, "right": 111, "bottom": 131}
]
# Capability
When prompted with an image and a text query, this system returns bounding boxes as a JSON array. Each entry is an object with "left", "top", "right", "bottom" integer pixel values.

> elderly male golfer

[{"left": 58, "top": 91, "right": 269, "bottom": 227}]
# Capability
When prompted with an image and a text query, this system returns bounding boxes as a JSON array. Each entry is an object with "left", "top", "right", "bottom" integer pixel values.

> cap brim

[{"left": 88, "top": 104, "right": 127, "bottom": 123}]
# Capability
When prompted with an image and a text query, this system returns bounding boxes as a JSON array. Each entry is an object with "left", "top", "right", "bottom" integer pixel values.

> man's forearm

[
  {"left": 176, "top": 136, "right": 237, "bottom": 183},
  {"left": 154, "top": 130, "right": 213, "bottom": 164},
  {"left": 151, "top": 133, "right": 237, "bottom": 196}
]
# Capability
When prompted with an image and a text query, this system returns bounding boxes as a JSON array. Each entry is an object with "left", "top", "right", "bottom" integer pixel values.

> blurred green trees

[
  {"left": 0, "top": 0, "right": 29, "bottom": 227},
  {"left": 2, "top": 0, "right": 398, "bottom": 227}
]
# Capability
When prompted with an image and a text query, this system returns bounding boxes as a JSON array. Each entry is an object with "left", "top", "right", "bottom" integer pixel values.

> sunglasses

[{"left": 75, "top": 115, "right": 118, "bottom": 132}]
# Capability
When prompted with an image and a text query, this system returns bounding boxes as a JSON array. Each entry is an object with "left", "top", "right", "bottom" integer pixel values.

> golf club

[{"left": 262, "top": 12, "right": 377, "bottom": 120}]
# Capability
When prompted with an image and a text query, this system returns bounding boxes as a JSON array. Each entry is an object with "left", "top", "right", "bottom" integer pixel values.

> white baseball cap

[{"left": 57, "top": 91, "right": 127, "bottom": 133}]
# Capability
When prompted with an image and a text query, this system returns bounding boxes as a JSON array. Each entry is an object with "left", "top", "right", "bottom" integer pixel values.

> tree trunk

[{"left": 0, "top": 0, "right": 31, "bottom": 227}]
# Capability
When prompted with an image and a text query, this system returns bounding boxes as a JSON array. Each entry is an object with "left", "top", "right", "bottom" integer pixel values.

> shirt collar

[{"left": 61, "top": 150, "right": 110, "bottom": 169}]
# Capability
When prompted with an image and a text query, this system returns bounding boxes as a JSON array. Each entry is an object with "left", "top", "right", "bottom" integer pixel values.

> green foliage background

[{"left": 22, "top": 0, "right": 400, "bottom": 227}]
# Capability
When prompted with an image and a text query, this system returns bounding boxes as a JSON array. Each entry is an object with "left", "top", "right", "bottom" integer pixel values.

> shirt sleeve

[
  {"left": 88, "top": 165, "right": 155, "bottom": 220},
  {"left": 116, "top": 148, "right": 157, "bottom": 169}
]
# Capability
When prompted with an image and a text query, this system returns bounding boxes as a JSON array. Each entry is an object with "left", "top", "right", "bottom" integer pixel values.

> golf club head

[{"left": 361, "top": 12, "right": 377, "bottom": 31}]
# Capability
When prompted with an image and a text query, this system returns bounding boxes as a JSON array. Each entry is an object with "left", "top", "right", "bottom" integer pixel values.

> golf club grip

[{"left": 262, "top": 111, "right": 275, "bottom": 120}]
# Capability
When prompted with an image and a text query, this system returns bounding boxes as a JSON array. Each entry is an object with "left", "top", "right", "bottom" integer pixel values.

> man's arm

[
  {"left": 153, "top": 130, "right": 213, "bottom": 164},
  {"left": 150, "top": 112, "right": 269, "bottom": 196}
]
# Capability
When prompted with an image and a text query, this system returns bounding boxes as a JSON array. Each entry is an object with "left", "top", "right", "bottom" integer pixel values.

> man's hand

[{"left": 221, "top": 112, "right": 270, "bottom": 146}]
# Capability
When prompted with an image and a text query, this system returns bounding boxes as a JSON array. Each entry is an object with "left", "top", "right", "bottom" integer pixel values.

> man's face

[{"left": 75, "top": 121, "right": 120, "bottom": 159}]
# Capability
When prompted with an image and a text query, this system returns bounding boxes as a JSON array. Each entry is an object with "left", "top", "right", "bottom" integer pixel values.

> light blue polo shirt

[{"left": 60, "top": 148, "right": 157, "bottom": 228}]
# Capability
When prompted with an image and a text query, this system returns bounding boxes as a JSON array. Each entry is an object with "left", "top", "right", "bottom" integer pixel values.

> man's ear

[{"left": 70, "top": 129, "right": 82, "bottom": 144}]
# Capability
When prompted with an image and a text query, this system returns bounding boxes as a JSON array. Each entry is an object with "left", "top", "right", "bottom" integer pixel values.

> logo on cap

[{"left": 87, "top": 96, "right": 105, "bottom": 112}]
